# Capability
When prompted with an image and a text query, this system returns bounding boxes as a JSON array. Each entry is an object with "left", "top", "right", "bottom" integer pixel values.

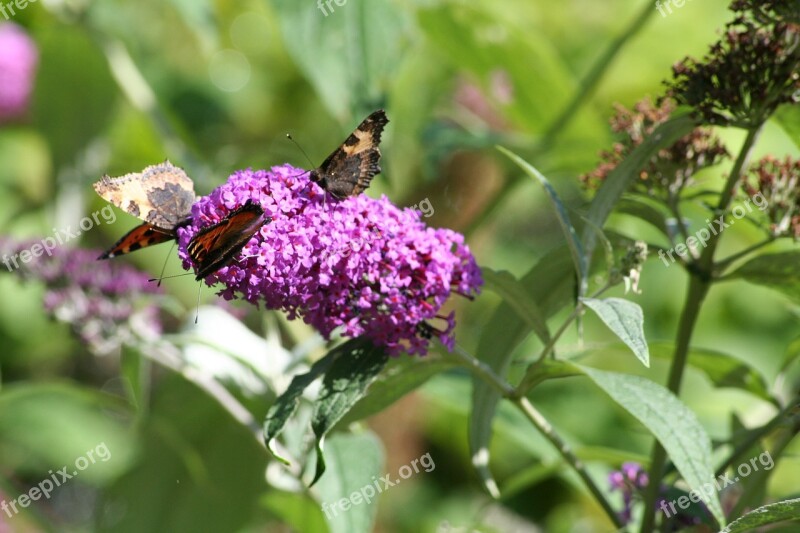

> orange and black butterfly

[
  {"left": 308, "top": 109, "right": 389, "bottom": 199},
  {"left": 187, "top": 200, "right": 271, "bottom": 280},
  {"left": 93, "top": 161, "right": 196, "bottom": 259}
]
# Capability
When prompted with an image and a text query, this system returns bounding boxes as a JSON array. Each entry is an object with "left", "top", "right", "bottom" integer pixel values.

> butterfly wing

[
  {"left": 312, "top": 109, "right": 389, "bottom": 198},
  {"left": 188, "top": 201, "right": 269, "bottom": 280},
  {"left": 97, "top": 223, "right": 176, "bottom": 260},
  {"left": 93, "top": 161, "right": 196, "bottom": 230}
]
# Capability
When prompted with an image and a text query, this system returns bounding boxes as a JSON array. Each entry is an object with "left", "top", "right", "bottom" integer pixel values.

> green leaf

[
  {"left": 482, "top": 268, "right": 551, "bottom": 344},
  {"left": 775, "top": 103, "right": 800, "bottom": 150},
  {"left": 270, "top": 0, "right": 406, "bottom": 119},
  {"left": 581, "top": 297, "right": 649, "bottom": 367},
  {"left": 416, "top": 3, "right": 606, "bottom": 151},
  {"left": 469, "top": 246, "right": 577, "bottom": 497},
  {"left": 260, "top": 491, "right": 328, "bottom": 533},
  {"left": 0, "top": 383, "right": 134, "bottom": 483},
  {"left": 720, "top": 498, "right": 800, "bottom": 533},
  {"left": 572, "top": 364, "right": 725, "bottom": 527},
  {"left": 263, "top": 352, "right": 337, "bottom": 465},
  {"left": 498, "top": 146, "right": 588, "bottom": 295},
  {"left": 310, "top": 339, "right": 389, "bottom": 484},
  {"left": 338, "top": 356, "right": 455, "bottom": 426},
  {"left": 780, "top": 336, "right": 800, "bottom": 373},
  {"left": 727, "top": 251, "right": 800, "bottom": 304},
  {"left": 313, "top": 431, "right": 384, "bottom": 533},
  {"left": 581, "top": 113, "right": 697, "bottom": 260},
  {"left": 31, "top": 26, "right": 116, "bottom": 169},
  {"left": 648, "top": 343, "right": 773, "bottom": 403},
  {"left": 616, "top": 198, "right": 671, "bottom": 238},
  {"left": 98, "top": 373, "right": 269, "bottom": 533}
]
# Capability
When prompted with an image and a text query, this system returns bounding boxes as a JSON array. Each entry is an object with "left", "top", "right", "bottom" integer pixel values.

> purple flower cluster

[
  {"left": 176, "top": 165, "right": 482, "bottom": 355},
  {"left": 0, "top": 23, "right": 37, "bottom": 123},
  {"left": 609, "top": 462, "right": 649, "bottom": 524},
  {"left": 0, "top": 237, "right": 163, "bottom": 355}
]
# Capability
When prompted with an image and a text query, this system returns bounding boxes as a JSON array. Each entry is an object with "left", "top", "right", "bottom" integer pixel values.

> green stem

[
  {"left": 540, "top": 1, "right": 656, "bottom": 146},
  {"left": 515, "top": 282, "right": 613, "bottom": 396},
  {"left": 513, "top": 396, "right": 625, "bottom": 529},
  {"left": 729, "top": 412, "right": 800, "bottom": 518},
  {"left": 667, "top": 197, "right": 697, "bottom": 260},
  {"left": 639, "top": 125, "right": 763, "bottom": 533},
  {"left": 450, "top": 344, "right": 515, "bottom": 397},
  {"left": 714, "top": 237, "right": 775, "bottom": 276},
  {"left": 447, "top": 345, "right": 623, "bottom": 529},
  {"left": 715, "top": 397, "right": 799, "bottom": 477}
]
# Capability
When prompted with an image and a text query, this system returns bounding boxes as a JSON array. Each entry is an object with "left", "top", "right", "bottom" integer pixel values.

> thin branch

[
  {"left": 515, "top": 282, "right": 613, "bottom": 396},
  {"left": 446, "top": 344, "right": 624, "bottom": 529}
]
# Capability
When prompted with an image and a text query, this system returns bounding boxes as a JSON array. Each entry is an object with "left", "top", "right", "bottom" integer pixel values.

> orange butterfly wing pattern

[
  {"left": 97, "top": 223, "right": 176, "bottom": 260},
  {"left": 93, "top": 161, "right": 196, "bottom": 259},
  {"left": 309, "top": 109, "right": 389, "bottom": 199},
  {"left": 187, "top": 200, "right": 270, "bottom": 280}
]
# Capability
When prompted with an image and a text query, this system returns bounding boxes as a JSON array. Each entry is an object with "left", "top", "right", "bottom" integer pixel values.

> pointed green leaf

[
  {"left": 616, "top": 198, "right": 671, "bottom": 238},
  {"left": 99, "top": 374, "right": 268, "bottom": 533},
  {"left": 310, "top": 339, "right": 389, "bottom": 484},
  {"left": 776, "top": 103, "right": 800, "bottom": 150},
  {"left": 720, "top": 498, "right": 800, "bottom": 533},
  {"left": 498, "top": 146, "right": 588, "bottom": 296},
  {"left": 572, "top": 364, "right": 725, "bottom": 527},
  {"left": 469, "top": 246, "right": 577, "bottom": 497},
  {"left": 581, "top": 113, "right": 697, "bottom": 260},
  {"left": 313, "top": 432, "right": 384, "bottom": 533},
  {"left": 648, "top": 342, "right": 773, "bottom": 403},
  {"left": 270, "top": 0, "right": 406, "bottom": 119},
  {"left": 263, "top": 352, "right": 336, "bottom": 464},
  {"left": 581, "top": 297, "right": 649, "bottom": 367},
  {"left": 482, "top": 268, "right": 551, "bottom": 344},
  {"left": 727, "top": 251, "right": 800, "bottom": 304},
  {"left": 338, "top": 356, "right": 455, "bottom": 426}
]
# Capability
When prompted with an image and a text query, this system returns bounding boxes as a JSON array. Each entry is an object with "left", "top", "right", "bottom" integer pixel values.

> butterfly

[
  {"left": 93, "top": 161, "right": 196, "bottom": 259},
  {"left": 308, "top": 109, "right": 389, "bottom": 199},
  {"left": 187, "top": 200, "right": 271, "bottom": 280}
]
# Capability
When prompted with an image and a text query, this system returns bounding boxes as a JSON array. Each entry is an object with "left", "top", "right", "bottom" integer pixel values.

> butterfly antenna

[
  {"left": 148, "top": 272, "right": 194, "bottom": 283},
  {"left": 155, "top": 242, "right": 177, "bottom": 287},
  {"left": 194, "top": 282, "right": 202, "bottom": 324},
  {"left": 286, "top": 134, "right": 316, "bottom": 169}
]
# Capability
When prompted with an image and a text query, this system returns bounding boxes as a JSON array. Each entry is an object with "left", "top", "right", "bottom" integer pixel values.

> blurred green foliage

[{"left": 0, "top": 0, "right": 798, "bottom": 532}]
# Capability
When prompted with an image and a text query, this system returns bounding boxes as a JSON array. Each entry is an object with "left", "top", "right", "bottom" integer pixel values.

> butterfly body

[
  {"left": 93, "top": 161, "right": 196, "bottom": 259},
  {"left": 187, "top": 200, "right": 270, "bottom": 280},
  {"left": 309, "top": 109, "right": 389, "bottom": 199}
]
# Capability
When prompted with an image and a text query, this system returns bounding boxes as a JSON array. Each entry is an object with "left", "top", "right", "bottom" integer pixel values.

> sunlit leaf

[
  {"left": 310, "top": 339, "right": 388, "bottom": 484},
  {"left": 727, "top": 251, "right": 800, "bottom": 304},
  {"left": 581, "top": 297, "right": 649, "bottom": 367},
  {"left": 720, "top": 498, "right": 800, "bottom": 533},
  {"left": 573, "top": 364, "right": 725, "bottom": 527},
  {"left": 313, "top": 431, "right": 384, "bottom": 533}
]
